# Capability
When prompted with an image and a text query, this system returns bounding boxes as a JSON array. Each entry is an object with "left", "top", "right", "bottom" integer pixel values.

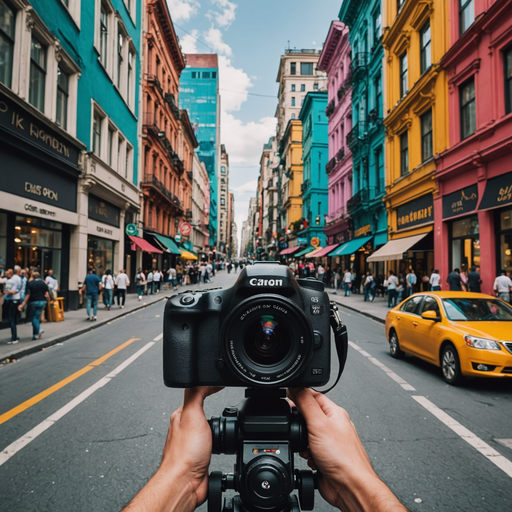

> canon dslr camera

[{"left": 163, "top": 261, "right": 332, "bottom": 388}]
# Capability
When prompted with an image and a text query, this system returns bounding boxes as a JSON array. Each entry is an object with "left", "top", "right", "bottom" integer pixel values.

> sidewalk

[
  {"left": 326, "top": 286, "right": 391, "bottom": 323},
  {"left": 0, "top": 277, "right": 222, "bottom": 363}
]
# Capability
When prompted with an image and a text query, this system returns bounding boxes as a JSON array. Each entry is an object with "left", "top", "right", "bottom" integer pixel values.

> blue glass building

[{"left": 179, "top": 54, "right": 220, "bottom": 247}]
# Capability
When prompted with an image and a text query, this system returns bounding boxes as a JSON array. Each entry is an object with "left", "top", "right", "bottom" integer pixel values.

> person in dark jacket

[
  {"left": 447, "top": 268, "right": 466, "bottom": 291},
  {"left": 18, "top": 272, "right": 50, "bottom": 340},
  {"left": 467, "top": 266, "right": 482, "bottom": 293}
]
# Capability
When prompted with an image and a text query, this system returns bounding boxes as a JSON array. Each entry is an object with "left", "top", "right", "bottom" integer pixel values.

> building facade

[
  {"left": 339, "top": 0, "right": 387, "bottom": 275},
  {"left": 179, "top": 54, "right": 220, "bottom": 248},
  {"left": 191, "top": 154, "right": 210, "bottom": 255},
  {"left": 218, "top": 144, "right": 229, "bottom": 253},
  {"left": 434, "top": 0, "right": 512, "bottom": 293}
]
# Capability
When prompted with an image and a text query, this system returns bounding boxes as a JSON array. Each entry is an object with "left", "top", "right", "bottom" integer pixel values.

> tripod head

[{"left": 207, "top": 388, "right": 317, "bottom": 512}]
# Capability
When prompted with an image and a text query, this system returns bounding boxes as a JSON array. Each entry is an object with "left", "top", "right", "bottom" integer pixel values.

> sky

[{"left": 167, "top": 0, "right": 343, "bottom": 250}]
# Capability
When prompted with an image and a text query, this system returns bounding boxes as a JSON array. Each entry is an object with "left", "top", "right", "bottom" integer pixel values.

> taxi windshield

[{"left": 442, "top": 298, "right": 512, "bottom": 322}]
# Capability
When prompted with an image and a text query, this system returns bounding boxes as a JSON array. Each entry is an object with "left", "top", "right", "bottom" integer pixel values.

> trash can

[{"left": 48, "top": 297, "right": 65, "bottom": 322}]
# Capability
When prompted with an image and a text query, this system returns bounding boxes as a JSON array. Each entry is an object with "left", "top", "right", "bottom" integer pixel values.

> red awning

[
  {"left": 313, "top": 244, "right": 340, "bottom": 257},
  {"left": 129, "top": 235, "right": 163, "bottom": 253},
  {"left": 279, "top": 246, "right": 301, "bottom": 255}
]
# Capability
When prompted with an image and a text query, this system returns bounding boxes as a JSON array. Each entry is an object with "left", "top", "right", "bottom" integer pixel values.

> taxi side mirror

[{"left": 422, "top": 310, "right": 441, "bottom": 322}]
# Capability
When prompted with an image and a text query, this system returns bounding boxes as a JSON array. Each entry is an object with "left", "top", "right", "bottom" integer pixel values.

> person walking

[
  {"left": 102, "top": 270, "right": 114, "bottom": 310},
  {"left": 18, "top": 272, "right": 50, "bottom": 340},
  {"left": 45, "top": 269, "right": 59, "bottom": 300},
  {"left": 168, "top": 267, "right": 178, "bottom": 290},
  {"left": 405, "top": 269, "right": 417, "bottom": 297},
  {"left": 447, "top": 268, "right": 465, "bottom": 291},
  {"left": 199, "top": 263, "right": 206, "bottom": 284},
  {"left": 176, "top": 261, "right": 183, "bottom": 285},
  {"left": 115, "top": 269, "right": 130, "bottom": 308},
  {"left": 363, "top": 272, "right": 374, "bottom": 302},
  {"left": 317, "top": 264, "right": 325, "bottom": 283},
  {"left": 205, "top": 262, "right": 212, "bottom": 283},
  {"left": 234, "top": 260, "right": 239, "bottom": 273},
  {"left": 136, "top": 268, "right": 146, "bottom": 300},
  {"left": 468, "top": 266, "right": 482, "bottom": 293},
  {"left": 343, "top": 269, "right": 352, "bottom": 297},
  {"left": 494, "top": 270, "right": 512, "bottom": 303},
  {"left": 80, "top": 268, "right": 102, "bottom": 321},
  {"left": 430, "top": 269, "right": 441, "bottom": 291},
  {"left": 351, "top": 270, "right": 358, "bottom": 294},
  {"left": 3, "top": 266, "right": 22, "bottom": 343},
  {"left": 147, "top": 269, "right": 154, "bottom": 294},
  {"left": 153, "top": 269, "right": 162, "bottom": 293},
  {"left": 387, "top": 271, "right": 399, "bottom": 308}
]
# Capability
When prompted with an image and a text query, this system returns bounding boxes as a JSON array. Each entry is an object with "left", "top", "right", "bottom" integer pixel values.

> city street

[{"left": 1, "top": 271, "right": 511, "bottom": 511}]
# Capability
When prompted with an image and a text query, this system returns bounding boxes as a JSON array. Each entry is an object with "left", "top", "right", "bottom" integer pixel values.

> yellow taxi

[{"left": 385, "top": 292, "right": 512, "bottom": 385}]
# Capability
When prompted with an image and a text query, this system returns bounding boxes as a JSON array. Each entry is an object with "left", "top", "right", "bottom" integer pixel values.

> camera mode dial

[{"left": 180, "top": 295, "right": 195, "bottom": 305}]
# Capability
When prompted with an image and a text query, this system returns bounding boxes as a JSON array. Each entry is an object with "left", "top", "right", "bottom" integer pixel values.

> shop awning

[
  {"left": 179, "top": 250, "right": 198, "bottom": 260},
  {"left": 313, "top": 244, "right": 340, "bottom": 257},
  {"left": 152, "top": 234, "right": 181, "bottom": 255},
  {"left": 294, "top": 246, "right": 315, "bottom": 258},
  {"left": 367, "top": 233, "right": 429, "bottom": 262},
  {"left": 305, "top": 247, "right": 325, "bottom": 258},
  {"left": 279, "top": 246, "right": 300, "bottom": 255},
  {"left": 328, "top": 236, "right": 372, "bottom": 257},
  {"left": 129, "top": 235, "right": 163, "bottom": 254}
]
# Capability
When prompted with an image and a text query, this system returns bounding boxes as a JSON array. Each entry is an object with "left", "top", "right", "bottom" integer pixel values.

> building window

[
  {"left": 56, "top": 66, "right": 69, "bottom": 129},
  {"left": 291, "top": 84, "right": 295, "bottom": 91},
  {"left": 191, "top": 71, "right": 196, "bottom": 79},
  {"left": 459, "top": 0, "right": 474, "bottom": 36},
  {"left": 313, "top": 83, "right": 318, "bottom": 91},
  {"left": 300, "top": 62, "right": 313, "bottom": 75},
  {"left": 93, "top": 111, "right": 102, "bottom": 156},
  {"left": 421, "top": 110, "right": 433, "bottom": 162},
  {"left": 400, "top": 131, "right": 408, "bottom": 176},
  {"left": 221, "top": 166, "right": 226, "bottom": 174},
  {"left": 290, "top": 62, "right": 296, "bottom": 75},
  {"left": 100, "top": 3, "right": 108, "bottom": 69},
  {"left": 203, "top": 71, "right": 210, "bottom": 78},
  {"left": 0, "top": 0, "right": 15, "bottom": 88},
  {"left": 117, "top": 134, "right": 124, "bottom": 174},
  {"left": 107, "top": 125, "right": 115, "bottom": 167},
  {"left": 301, "top": 84, "right": 305, "bottom": 91},
  {"left": 127, "top": 50, "right": 133, "bottom": 105},
  {"left": 291, "top": 96, "right": 295, "bottom": 106},
  {"left": 399, "top": 52, "right": 408, "bottom": 97},
  {"left": 373, "top": 6, "right": 382, "bottom": 43},
  {"left": 212, "top": 71, "right": 217, "bottom": 78},
  {"left": 374, "top": 147, "right": 383, "bottom": 193},
  {"left": 117, "top": 32, "right": 124, "bottom": 89},
  {"left": 397, "top": 0, "right": 406, "bottom": 12},
  {"left": 29, "top": 36, "right": 46, "bottom": 112},
  {"left": 460, "top": 78, "right": 476, "bottom": 139},
  {"left": 291, "top": 113, "right": 296, "bottom": 119},
  {"left": 420, "top": 20, "right": 431, "bottom": 74},
  {"left": 125, "top": 144, "right": 132, "bottom": 179},
  {"left": 374, "top": 74, "right": 382, "bottom": 116},
  {"left": 505, "top": 46, "right": 512, "bottom": 115}
]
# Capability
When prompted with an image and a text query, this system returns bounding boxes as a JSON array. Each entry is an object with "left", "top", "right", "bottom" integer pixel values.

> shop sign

[
  {"left": 24, "top": 203, "right": 57, "bottom": 218},
  {"left": 442, "top": 185, "right": 478, "bottom": 219},
  {"left": 397, "top": 194, "right": 434, "bottom": 230},
  {"left": 88, "top": 194, "right": 120, "bottom": 227},
  {"left": 478, "top": 171, "right": 512, "bottom": 211},
  {"left": 175, "top": 234, "right": 182, "bottom": 242},
  {"left": 297, "top": 237, "right": 308, "bottom": 245},
  {"left": 125, "top": 223, "right": 138, "bottom": 236},
  {"left": 311, "top": 237, "right": 320, "bottom": 247},
  {"left": 179, "top": 222, "right": 192, "bottom": 236},
  {"left": 0, "top": 92, "right": 80, "bottom": 166},
  {"left": 355, "top": 224, "right": 371, "bottom": 238}
]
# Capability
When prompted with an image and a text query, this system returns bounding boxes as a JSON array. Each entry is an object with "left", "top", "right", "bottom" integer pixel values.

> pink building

[
  {"left": 435, "top": 0, "right": 512, "bottom": 294},
  {"left": 318, "top": 21, "right": 353, "bottom": 252}
]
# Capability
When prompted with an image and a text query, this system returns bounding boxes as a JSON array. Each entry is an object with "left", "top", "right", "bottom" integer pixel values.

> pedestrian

[
  {"left": 168, "top": 267, "right": 178, "bottom": 290},
  {"left": 317, "top": 264, "right": 325, "bottom": 283},
  {"left": 430, "top": 269, "right": 441, "bottom": 291},
  {"left": 205, "top": 262, "right": 212, "bottom": 282},
  {"left": 80, "top": 268, "right": 103, "bottom": 321},
  {"left": 154, "top": 269, "right": 162, "bottom": 292},
  {"left": 189, "top": 264, "right": 197, "bottom": 285},
  {"left": 45, "top": 269, "right": 59, "bottom": 300},
  {"left": 493, "top": 269, "right": 512, "bottom": 303},
  {"left": 102, "top": 270, "right": 114, "bottom": 310},
  {"left": 460, "top": 268, "right": 469, "bottom": 290},
  {"left": 115, "top": 269, "right": 130, "bottom": 308},
  {"left": 447, "top": 268, "right": 465, "bottom": 291},
  {"left": 387, "top": 270, "right": 399, "bottom": 308},
  {"left": 199, "top": 263, "right": 206, "bottom": 283},
  {"left": 136, "top": 268, "right": 146, "bottom": 300},
  {"left": 405, "top": 269, "right": 417, "bottom": 297},
  {"left": 176, "top": 260, "right": 183, "bottom": 285},
  {"left": 227, "top": 261, "right": 232, "bottom": 274},
  {"left": 147, "top": 269, "right": 154, "bottom": 294},
  {"left": 234, "top": 260, "right": 239, "bottom": 272},
  {"left": 363, "top": 271, "right": 374, "bottom": 302},
  {"left": 351, "top": 270, "right": 357, "bottom": 294},
  {"left": 18, "top": 272, "right": 50, "bottom": 340},
  {"left": 468, "top": 266, "right": 482, "bottom": 293},
  {"left": 343, "top": 269, "right": 352, "bottom": 297},
  {"left": 2, "top": 266, "right": 22, "bottom": 343}
]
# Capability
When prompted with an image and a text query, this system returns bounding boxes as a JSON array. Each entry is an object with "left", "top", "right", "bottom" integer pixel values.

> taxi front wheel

[{"left": 441, "top": 344, "right": 463, "bottom": 385}]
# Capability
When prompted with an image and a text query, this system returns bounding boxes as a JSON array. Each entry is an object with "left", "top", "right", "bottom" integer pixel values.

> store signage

[
  {"left": 442, "top": 185, "right": 478, "bottom": 219},
  {"left": 0, "top": 92, "right": 80, "bottom": 166},
  {"left": 355, "top": 224, "right": 371, "bottom": 237},
  {"left": 88, "top": 194, "right": 120, "bottom": 227},
  {"left": 24, "top": 203, "right": 57, "bottom": 218},
  {"left": 478, "top": 171, "right": 512, "bottom": 211},
  {"left": 397, "top": 194, "right": 434, "bottom": 230},
  {"left": 175, "top": 234, "right": 182, "bottom": 242},
  {"left": 311, "top": 237, "right": 320, "bottom": 247},
  {"left": 125, "top": 223, "right": 138, "bottom": 236},
  {"left": 297, "top": 237, "right": 308, "bottom": 245},
  {"left": 179, "top": 222, "right": 192, "bottom": 236},
  {"left": 97, "top": 226, "right": 113, "bottom": 236}
]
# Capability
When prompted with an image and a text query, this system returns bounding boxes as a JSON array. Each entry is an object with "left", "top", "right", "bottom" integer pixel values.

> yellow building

[{"left": 369, "top": 0, "right": 449, "bottom": 280}]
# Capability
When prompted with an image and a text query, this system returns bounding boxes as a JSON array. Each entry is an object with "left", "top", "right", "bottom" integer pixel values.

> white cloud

[
  {"left": 180, "top": 29, "right": 199, "bottom": 53},
  {"left": 218, "top": 55, "right": 252, "bottom": 111},
  {"left": 207, "top": 0, "right": 237, "bottom": 28},
  {"left": 167, "top": 0, "right": 200, "bottom": 22},
  {"left": 204, "top": 27, "right": 232, "bottom": 56},
  {"left": 233, "top": 180, "right": 258, "bottom": 193}
]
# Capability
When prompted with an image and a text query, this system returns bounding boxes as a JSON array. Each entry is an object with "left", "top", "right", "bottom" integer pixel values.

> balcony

[
  {"left": 336, "top": 147, "right": 345, "bottom": 161},
  {"left": 347, "top": 187, "right": 382, "bottom": 214},
  {"left": 173, "top": 155, "right": 184, "bottom": 173},
  {"left": 325, "top": 207, "right": 345, "bottom": 225},
  {"left": 165, "top": 92, "right": 181, "bottom": 120},
  {"left": 326, "top": 157, "right": 336, "bottom": 174},
  {"left": 301, "top": 179, "right": 311, "bottom": 194},
  {"left": 141, "top": 174, "right": 183, "bottom": 212},
  {"left": 145, "top": 74, "right": 164, "bottom": 98},
  {"left": 350, "top": 53, "right": 368, "bottom": 82},
  {"left": 337, "top": 85, "right": 346, "bottom": 101},
  {"left": 346, "top": 122, "right": 368, "bottom": 148},
  {"left": 185, "top": 209, "right": 193, "bottom": 219},
  {"left": 325, "top": 99, "right": 335, "bottom": 117},
  {"left": 187, "top": 171, "right": 193, "bottom": 181},
  {"left": 157, "top": 131, "right": 175, "bottom": 156},
  {"left": 143, "top": 112, "right": 159, "bottom": 135}
]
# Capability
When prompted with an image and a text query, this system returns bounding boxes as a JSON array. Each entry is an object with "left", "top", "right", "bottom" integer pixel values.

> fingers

[
  {"left": 181, "top": 386, "right": 224, "bottom": 421},
  {"left": 288, "top": 388, "right": 325, "bottom": 428}
]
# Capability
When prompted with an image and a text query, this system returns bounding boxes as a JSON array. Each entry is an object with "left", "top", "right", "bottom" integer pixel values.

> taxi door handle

[{"left": 413, "top": 321, "right": 418, "bottom": 326}]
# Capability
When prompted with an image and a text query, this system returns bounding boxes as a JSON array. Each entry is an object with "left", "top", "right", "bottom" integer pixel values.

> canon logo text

[{"left": 249, "top": 278, "right": 283, "bottom": 287}]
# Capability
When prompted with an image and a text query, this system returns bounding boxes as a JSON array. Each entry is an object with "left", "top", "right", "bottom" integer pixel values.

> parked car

[{"left": 385, "top": 292, "right": 512, "bottom": 385}]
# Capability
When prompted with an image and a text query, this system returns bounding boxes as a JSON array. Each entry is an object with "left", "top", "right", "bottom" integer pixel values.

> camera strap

[{"left": 314, "top": 303, "right": 348, "bottom": 395}]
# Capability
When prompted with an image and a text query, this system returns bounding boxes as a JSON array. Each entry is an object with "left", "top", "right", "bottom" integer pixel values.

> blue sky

[{"left": 168, "top": 0, "right": 342, "bottom": 243}]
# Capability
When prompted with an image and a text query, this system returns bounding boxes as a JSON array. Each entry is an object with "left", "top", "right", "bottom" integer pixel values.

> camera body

[{"left": 163, "top": 262, "right": 331, "bottom": 389}]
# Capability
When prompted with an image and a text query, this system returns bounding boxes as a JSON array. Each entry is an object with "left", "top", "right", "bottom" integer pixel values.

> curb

[
  {"left": 330, "top": 296, "right": 386, "bottom": 324},
  {"left": 1, "top": 297, "right": 168, "bottom": 363}
]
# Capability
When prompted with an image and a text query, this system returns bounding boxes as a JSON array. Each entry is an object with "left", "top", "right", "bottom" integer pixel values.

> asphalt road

[{"left": 0, "top": 270, "right": 511, "bottom": 512}]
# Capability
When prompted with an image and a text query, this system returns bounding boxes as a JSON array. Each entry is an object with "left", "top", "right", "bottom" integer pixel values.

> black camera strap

[{"left": 314, "top": 303, "right": 348, "bottom": 395}]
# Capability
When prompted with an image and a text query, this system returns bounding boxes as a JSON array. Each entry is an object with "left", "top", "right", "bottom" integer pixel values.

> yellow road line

[{"left": 0, "top": 338, "right": 140, "bottom": 425}]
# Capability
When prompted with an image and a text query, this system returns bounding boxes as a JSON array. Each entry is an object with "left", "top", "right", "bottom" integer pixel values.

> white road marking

[
  {"left": 0, "top": 342, "right": 155, "bottom": 467},
  {"left": 496, "top": 439, "right": 512, "bottom": 450},
  {"left": 348, "top": 341, "right": 416, "bottom": 391},
  {"left": 153, "top": 333, "right": 163, "bottom": 341},
  {"left": 413, "top": 396, "right": 512, "bottom": 479}
]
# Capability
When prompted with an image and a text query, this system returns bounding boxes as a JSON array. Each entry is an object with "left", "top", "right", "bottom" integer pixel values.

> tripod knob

[
  {"left": 208, "top": 471, "right": 225, "bottom": 512},
  {"left": 296, "top": 470, "right": 316, "bottom": 511}
]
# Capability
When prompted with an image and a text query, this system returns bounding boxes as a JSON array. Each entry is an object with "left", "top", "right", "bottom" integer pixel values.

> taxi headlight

[{"left": 464, "top": 335, "right": 501, "bottom": 350}]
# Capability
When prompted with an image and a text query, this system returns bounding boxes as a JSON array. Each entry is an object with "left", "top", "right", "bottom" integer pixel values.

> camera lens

[{"left": 244, "top": 315, "right": 291, "bottom": 366}]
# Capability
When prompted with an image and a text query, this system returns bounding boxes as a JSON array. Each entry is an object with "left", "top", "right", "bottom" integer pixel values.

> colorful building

[
  {"left": 434, "top": 0, "right": 512, "bottom": 293},
  {"left": 369, "top": 0, "right": 449, "bottom": 282},
  {"left": 218, "top": 144, "right": 230, "bottom": 253},
  {"left": 318, "top": 20, "right": 354, "bottom": 266},
  {"left": 339, "top": 0, "right": 388, "bottom": 276}
]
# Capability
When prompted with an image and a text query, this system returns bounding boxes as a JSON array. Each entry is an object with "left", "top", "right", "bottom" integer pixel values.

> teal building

[
  {"left": 339, "top": 0, "right": 388, "bottom": 274},
  {"left": 298, "top": 91, "right": 329, "bottom": 250},
  {"left": 179, "top": 54, "right": 220, "bottom": 247}
]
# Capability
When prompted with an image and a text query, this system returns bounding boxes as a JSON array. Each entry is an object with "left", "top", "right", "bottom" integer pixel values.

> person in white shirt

[
  {"left": 343, "top": 270, "right": 352, "bottom": 297},
  {"left": 430, "top": 269, "right": 441, "bottom": 291},
  {"left": 363, "top": 272, "right": 374, "bottom": 302},
  {"left": 317, "top": 264, "right": 325, "bottom": 283},
  {"left": 115, "top": 270, "right": 130, "bottom": 308},
  {"left": 205, "top": 263, "right": 212, "bottom": 283},
  {"left": 45, "top": 269, "right": 59, "bottom": 300},
  {"left": 153, "top": 269, "right": 162, "bottom": 293},
  {"left": 102, "top": 270, "right": 114, "bottom": 310},
  {"left": 136, "top": 268, "right": 146, "bottom": 301},
  {"left": 494, "top": 270, "right": 512, "bottom": 303},
  {"left": 147, "top": 270, "right": 154, "bottom": 294},
  {"left": 168, "top": 267, "right": 178, "bottom": 290},
  {"left": 3, "top": 266, "right": 22, "bottom": 343},
  {"left": 387, "top": 271, "right": 399, "bottom": 308}
]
